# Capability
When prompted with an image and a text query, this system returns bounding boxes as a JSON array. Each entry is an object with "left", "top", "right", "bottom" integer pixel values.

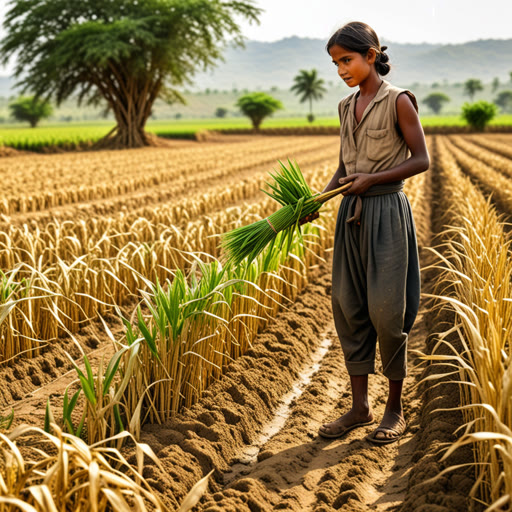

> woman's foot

[
  {"left": 366, "top": 410, "right": 406, "bottom": 445},
  {"left": 318, "top": 408, "right": 374, "bottom": 439}
]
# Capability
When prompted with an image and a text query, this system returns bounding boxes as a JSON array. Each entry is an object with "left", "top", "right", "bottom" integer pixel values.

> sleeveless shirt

[{"left": 337, "top": 80, "right": 418, "bottom": 177}]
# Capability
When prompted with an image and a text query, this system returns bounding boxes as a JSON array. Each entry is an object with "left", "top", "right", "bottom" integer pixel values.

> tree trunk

[
  {"left": 93, "top": 68, "right": 163, "bottom": 150},
  {"left": 96, "top": 114, "right": 150, "bottom": 149}
]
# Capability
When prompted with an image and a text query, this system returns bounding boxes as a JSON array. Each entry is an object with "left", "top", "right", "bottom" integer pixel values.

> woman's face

[{"left": 328, "top": 44, "right": 376, "bottom": 88}]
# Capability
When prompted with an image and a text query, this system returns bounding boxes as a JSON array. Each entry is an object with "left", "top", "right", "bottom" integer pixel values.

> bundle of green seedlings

[
  {"left": 419, "top": 138, "right": 512, "bottom": 509},
  {"left": 221, "top": 159, "right": 350, "bottom": 266}
]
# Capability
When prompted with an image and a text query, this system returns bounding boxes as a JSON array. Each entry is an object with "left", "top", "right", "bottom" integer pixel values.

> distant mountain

[
  {"left": 191, "top": 36, "right": 512, "bottom": 90},
  {"left": 0, "top": 37, "right": 510, "bottom": 96},
  {"left": 0, "top": 37, "right": 510, "bottom": 120}
]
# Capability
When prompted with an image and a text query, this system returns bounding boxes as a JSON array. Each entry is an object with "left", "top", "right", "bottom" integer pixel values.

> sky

[
  {"left": 0, "top": 0, "right": 510, "bottom": 75},
  {"left": 235, "top": 0, "right": 512, "bottom": 45}
]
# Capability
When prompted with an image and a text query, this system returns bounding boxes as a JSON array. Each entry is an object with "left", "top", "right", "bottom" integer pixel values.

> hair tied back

[{"left": 326, "top": 22, "right": 392, "bottom": 76}]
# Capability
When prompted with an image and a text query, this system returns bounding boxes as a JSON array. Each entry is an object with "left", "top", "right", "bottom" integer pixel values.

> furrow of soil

[
  {"left": 0, "top": 310, "right": 124, "bottom": 411},
  {"left": 138, "top": 262, "right": 335, "bottom": 511},
  {"left": 131, "top": 148, "right": 477, "bottom": 511},
  {"left": 193, "top": 276, "right": 429, "bottom": 512}
]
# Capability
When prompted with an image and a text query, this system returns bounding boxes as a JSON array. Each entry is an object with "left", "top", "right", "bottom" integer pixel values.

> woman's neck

[{"left": 357, "top": 73, "right": 383, "bottom": 99}]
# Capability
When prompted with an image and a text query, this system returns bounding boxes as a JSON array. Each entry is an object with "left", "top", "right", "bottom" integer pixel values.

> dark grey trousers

[{"left": 331, "top": 191, "right": 420, "bottom": 380}]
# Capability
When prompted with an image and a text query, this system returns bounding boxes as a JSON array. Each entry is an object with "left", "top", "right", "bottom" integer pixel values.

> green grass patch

[
  {"left": 420, "top": 114, "right": 512, "bottom": 126},
  {"left": 1, "top": 114, "right": 511, "bottom": 151}
]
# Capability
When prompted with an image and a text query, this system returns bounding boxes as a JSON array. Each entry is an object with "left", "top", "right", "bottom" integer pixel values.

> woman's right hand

[{"left": 299, "top": 211, "right": 320, "bottom": 226}]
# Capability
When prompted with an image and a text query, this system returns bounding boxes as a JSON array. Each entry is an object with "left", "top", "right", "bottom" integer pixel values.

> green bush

[
  {"left": 461, "top": 101, "right": 498, "bottom": 131},
  {"left": 236, "top": 92, "right": 283, "bottom": 130}
]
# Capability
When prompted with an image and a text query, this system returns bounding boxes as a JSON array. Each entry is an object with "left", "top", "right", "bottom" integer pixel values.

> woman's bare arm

[{"left": 322, "top": 163, "right": 347, "bottom": 193}]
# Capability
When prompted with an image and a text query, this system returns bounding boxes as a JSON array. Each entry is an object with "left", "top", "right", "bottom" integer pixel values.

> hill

[
  {"left": 191, "top": 36, "right": 512, "bottom": 90},
  {"left": 0, "top": 37, "right": 511, "bottom": 121}
]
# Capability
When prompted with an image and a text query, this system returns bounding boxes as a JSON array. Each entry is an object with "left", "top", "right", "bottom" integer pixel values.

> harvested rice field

[{"left": 0, "top": 133, "right": 511, "bottom": 511}]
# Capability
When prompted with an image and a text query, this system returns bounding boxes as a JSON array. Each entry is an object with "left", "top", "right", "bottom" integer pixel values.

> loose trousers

[{"left": 331, "top": 191, "right": 420, "bottom": 380}]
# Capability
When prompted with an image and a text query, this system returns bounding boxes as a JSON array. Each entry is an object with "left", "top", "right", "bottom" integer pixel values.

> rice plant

[
  {"left": 0, "top": 423, "right": 169, "bottom": 511},
  {"left": 221, "top": 159, "right": 350, "bottom": 266},
  {"left": 419, "top": 136, "right": 512, "bottom": 509}
]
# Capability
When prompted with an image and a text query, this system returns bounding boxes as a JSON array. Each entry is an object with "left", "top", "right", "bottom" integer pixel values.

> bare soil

[
  {"left": 134, "top": 255, "right": 475, "bottom": 511},
  {"left": 0, "top": 136, "right": 483, "bottom": 511}
]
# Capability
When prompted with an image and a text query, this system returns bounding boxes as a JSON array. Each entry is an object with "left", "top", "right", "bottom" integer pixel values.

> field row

[
  {"left": 428, "top": 135, "right": 512, "bottom": 509},
  {"left": 444, "top": 134, "right": 512, "bottom": 215},
  {"left": 0, "top": 137, "right": 339, "bottom": 217}
]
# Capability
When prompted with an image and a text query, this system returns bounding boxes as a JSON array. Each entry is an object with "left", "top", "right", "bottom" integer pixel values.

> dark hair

[{"left": 326, "top": 21, "right": 390, "bottom": 76}]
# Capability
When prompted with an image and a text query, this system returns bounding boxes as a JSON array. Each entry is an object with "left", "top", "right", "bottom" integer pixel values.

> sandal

[
  {"left": 366, "top": 413, "right": 406, "bottom": 445},
  {"left": 318, "top": 419, "right": 374, "bottom": 439}
]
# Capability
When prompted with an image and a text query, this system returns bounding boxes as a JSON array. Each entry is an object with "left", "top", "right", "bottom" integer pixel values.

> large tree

[
  {"left": 290, "top": 69, "right": 327, "bottom": 123},
  {"left": 0, "top": 0, "right": 261, "bottom": 148}
]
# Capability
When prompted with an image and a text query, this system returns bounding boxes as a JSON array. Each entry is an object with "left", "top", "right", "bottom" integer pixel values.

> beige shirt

[{"left": 337, "top": 80, "right": 418, "bottom": 176}]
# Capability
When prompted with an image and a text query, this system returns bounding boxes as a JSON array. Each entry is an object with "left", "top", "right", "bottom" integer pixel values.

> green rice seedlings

[{"left": 221, "top": 159, "right": 350, "bottom": 267}]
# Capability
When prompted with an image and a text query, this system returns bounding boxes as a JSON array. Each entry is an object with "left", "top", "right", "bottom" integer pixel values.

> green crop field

[{"left": 0, "top": 114, "right": 511, "bottom": 151}]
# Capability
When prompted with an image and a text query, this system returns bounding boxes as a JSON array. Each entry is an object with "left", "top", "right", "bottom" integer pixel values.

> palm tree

[{"left": 291, "top": 69, "right": 327, "bottom": 123}]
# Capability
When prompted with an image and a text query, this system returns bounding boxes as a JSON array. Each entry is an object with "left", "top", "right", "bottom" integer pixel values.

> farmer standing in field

[{"left": 313, "top": 21, "right": 429, "bottom": 444}]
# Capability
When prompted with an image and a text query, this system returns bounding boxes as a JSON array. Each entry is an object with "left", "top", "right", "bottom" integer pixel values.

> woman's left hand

[{"left": 339, "top": 173, "right": 376, "bottom": 195}]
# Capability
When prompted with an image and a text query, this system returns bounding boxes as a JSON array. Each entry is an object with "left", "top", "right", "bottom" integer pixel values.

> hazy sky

[
  {"left": 237, "top": 0, "right": 512, "bottom": 44},
  {"left": 0, "top": 0, "right": 510, "bottom": 74}
]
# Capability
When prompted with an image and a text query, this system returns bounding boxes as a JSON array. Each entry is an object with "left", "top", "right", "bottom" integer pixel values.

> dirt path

[{"left": 193, "top": 300, "right": 428, "bottom": 512}]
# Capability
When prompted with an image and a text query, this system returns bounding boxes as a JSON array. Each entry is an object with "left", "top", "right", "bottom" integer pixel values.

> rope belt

[{"left": 346, "top": 181, "right": 404, "bottom": 225}]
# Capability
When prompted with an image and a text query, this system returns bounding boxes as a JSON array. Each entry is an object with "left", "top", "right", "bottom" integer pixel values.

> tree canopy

[
  {"left": 0, "top": 0, "right": 261, "bottom": 148},
  {"left": 236, "top": 93, "right": 283, "bottom": 130},
  {"left": 290, "top": 69, "right": 327, "bottom": 123},
  {"left": 463, "top": 79, "right": 484, "bottom": 101},
  {"left": 8, "top": 96, "right": 53, "bottom": 127},
  {"left": 494, "top": 90, "right": 512, "bottom": 113},
  {"left": 422, "top": 92, "right": 450, "bottom": 115}
]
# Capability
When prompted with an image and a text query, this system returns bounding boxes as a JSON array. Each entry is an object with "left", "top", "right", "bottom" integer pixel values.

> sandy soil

[
  {"left": 0, "top": 135, "right": 486, "bottom": 511},
  {"left": 139, "top": 260, "right": 476, "bottom": 511}
]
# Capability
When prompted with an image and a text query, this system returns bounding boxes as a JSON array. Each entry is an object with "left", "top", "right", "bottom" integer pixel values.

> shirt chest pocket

[{"left": 366, "top": 128, "right": 391, "bottom": 161}]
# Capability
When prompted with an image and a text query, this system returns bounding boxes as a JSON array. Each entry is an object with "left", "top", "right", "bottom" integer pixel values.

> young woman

[{"left": 317, "top": 21, "right": 429, "bottom": 444}]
